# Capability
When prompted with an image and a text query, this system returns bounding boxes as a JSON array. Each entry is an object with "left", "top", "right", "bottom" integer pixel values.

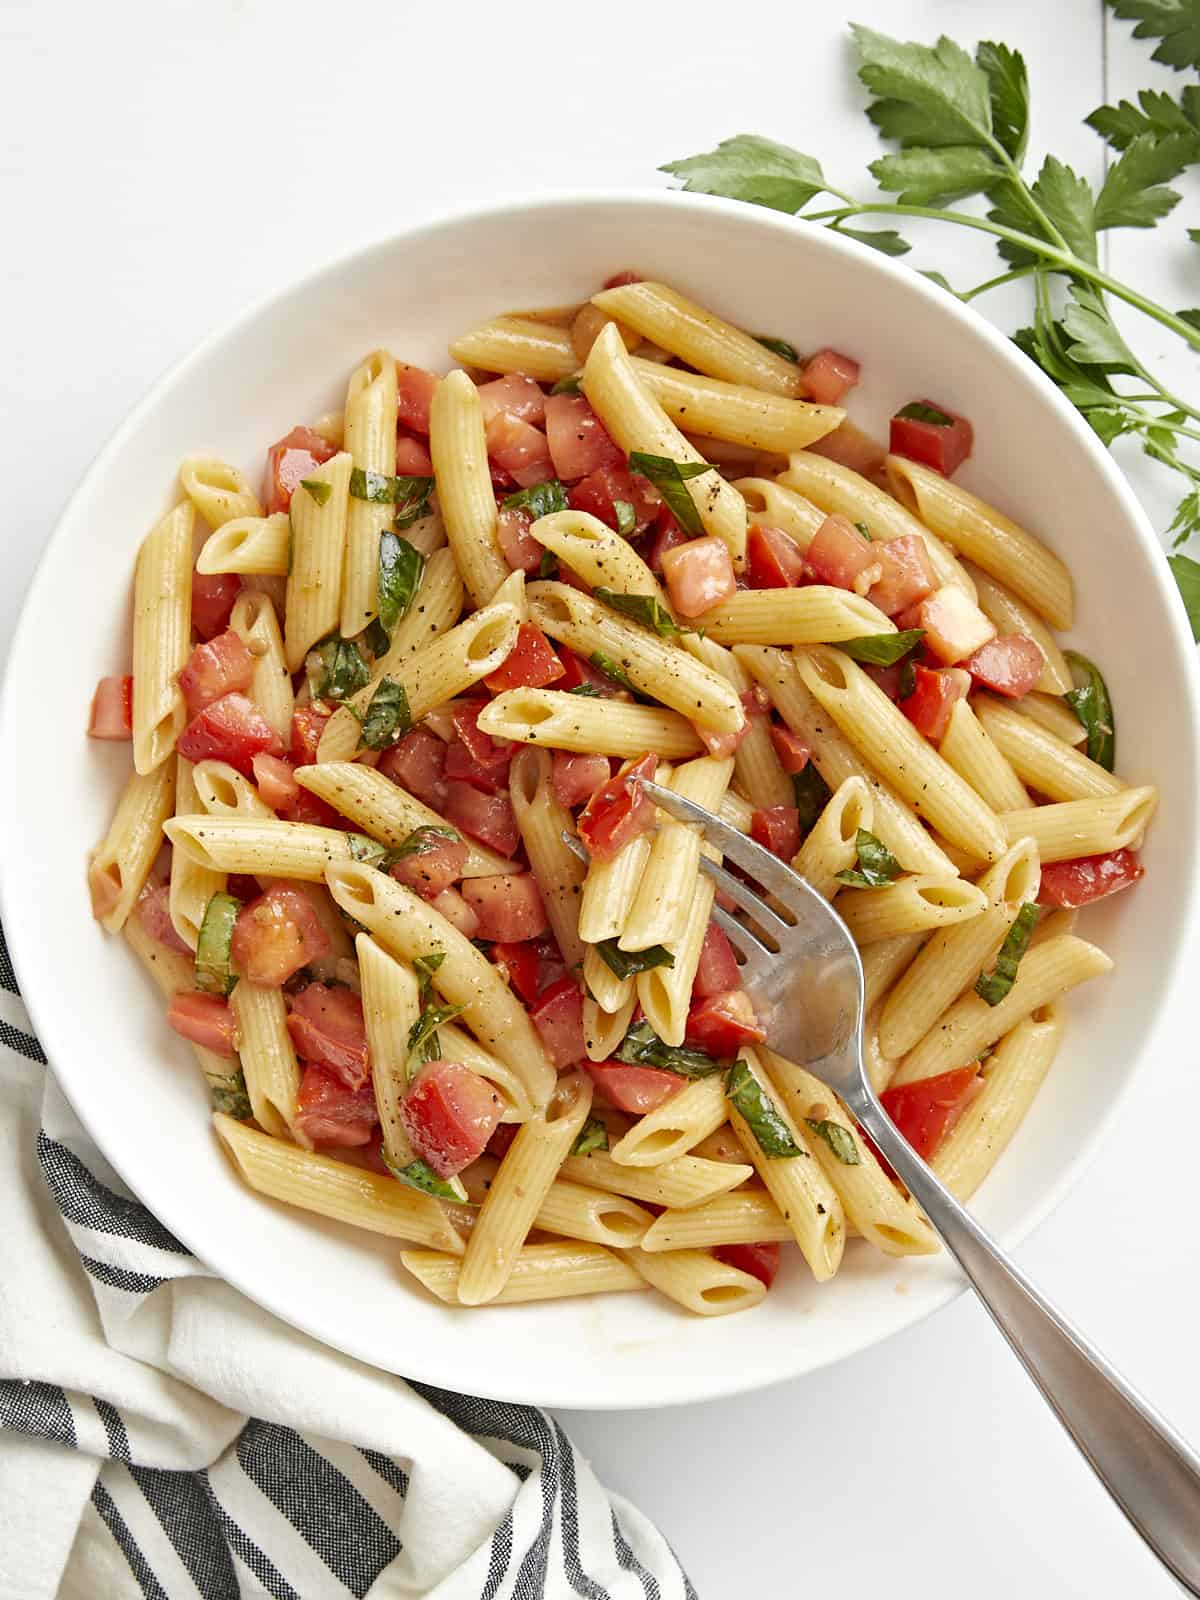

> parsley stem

[{"left": 959, "top": 264, "right": 1041, "bottom": 301}]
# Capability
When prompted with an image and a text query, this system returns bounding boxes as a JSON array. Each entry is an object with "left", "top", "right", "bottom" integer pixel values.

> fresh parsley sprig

[{"left": 660, "top": 7, "right": 1200, "bottom": 634}]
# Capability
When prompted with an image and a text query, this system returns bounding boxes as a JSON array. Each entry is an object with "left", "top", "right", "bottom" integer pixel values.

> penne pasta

[
  {"left": 1013, "top": 690, "right": 1088, "bottom": 748},
  {"left": 961, "top": 561, "right": 1074, "bottom": 694},
  {"left": 430, "top": 370, "right": 509, "bottom": 606},
  {"left": 639, "top": 1190, "right": 793, "bottom": 1251},
  {"left": 629, "top": 1247, "right": 766, "bottom": 1316},
  {"left": 939, "top": 699, "right": 1030, "bottom": 813},
  {"left": 284, "top": 451, "right": 352, "bottom": 672},
  {"left": 229, "top": 589, "right": 294, "bottom": 744},
  {"left": 998, "top": 788, "right": 1157, "bottom": 861},
  {"left": 697, "top": 586, "right": 895, "bottom": 646},
  {"left": 355, "top": 933, "right": 420, "bottom": 1170},
  {"left": 229, "top": 980, "right": 302, "bottom": 1141},
  {"left": 628, "top": 358, "right": 842, "bottom": 450},
  {"left": 792, "top": 775, "right": 874, "bottom": 901},
  {"left": 530, "top": 508, "right": 662, "bottom": 598},
  {"left": 88, "top": 762, "right": 176, "bottom": 932},
  {"left": 835, "top": 874, "right": 989, "bottom": 945},
  {"left": 340, "top": 349, "right": 399, "bottom": 637},
  {"left": 508, "top": 747, "right": 587, "bottom": 969},
  {"left": 196, "top": 512, "right": 291, "bottom": 576},
  {"left": 974, "top": 696, "right": 1125, "bottom": 801},
  {"left": 478, "top": 688, "right": 703, "bottom": 759},
  {"left": 132, "top": 502, "right": 193, "bottom": 774},
  {"left": 168, "top": 758, "right": 226, "bottom": 950},
  {"left": 180, "top": 457, "right": 262, "bottom": 528},
  {"left": 609, "top": 1075, "right": 729, "bottom": 1168},
  {"left": 623, "top": 757, "right": 733, "bottom": 952},
  {"left": 166, "top": 815, "right": 378, "bottom": 881},
  {"left": 448, "top": 316, "right": 578, "bottom": 383},
  {"left": 401, "top": 1242, "right": 645, "bottom": 1305},
  {"left": 560, "top": 1148, "right": 752, "bottom": 1209},
  {"left": 582, "top": 991, "right": 637, "bottom": 1061},
  {"left": 734, "top": 477, "right": 826, "bottom": 546},
  {"left": 191, "top": 760, "right": 274, "bottom": 819}
]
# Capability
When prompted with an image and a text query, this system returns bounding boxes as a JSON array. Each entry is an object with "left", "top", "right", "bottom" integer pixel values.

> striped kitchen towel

[{"left": 0, "top": 926, "right": 695, "bottom": 1600}]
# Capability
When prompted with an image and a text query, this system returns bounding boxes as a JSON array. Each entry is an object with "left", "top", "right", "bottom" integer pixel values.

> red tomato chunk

[
  {"left": 693, "top": 921, "right": 741, "bottom": 999},
  {"left": 442, "top": 781, "right": 521, "bottom": 857},
  {"left": 962, "top": 634, "right": 1045, "bottom": 699},
  {"left": 747, "top": 525, "right": 806, "bottom": 589},
  {"left": 899, "top": 665, "right": 969, "bottom": 743},
  {"left": 568, "top": 464, "right": 659, "bottom": 532},
  {"left": 880, "top": 1065, "right": 979, "bottom": 1161},
  {"left": 491, "top": 940, "right": 541, "bottom": 1005},
  {"left": 578, "top": 753, "right": 657, "bottom": 863},
  {"left": 461, "top": 873, "right": 548, "bottom": 943},
  {"left": 290, "top": 705, "right": 332, "bottom": 766},
  {"left": 263, "top": 425, "right": 336, "bottom": 515},
  {"left": 296, "top": 1065, "right": 379, "bottom": 1148},
  {"left": 395, "top": 365, "right": 440, "bottom": 434},
  {"left": 769, "top": 724, "right": 811, "bottom": 773},
  {"left": 168, "top": 992, "right": 236, "bottom": 1057},
  {"left": 179, "top": 631, "right": 255, "bottom": 716},
  {"left": 806, "top": 420, "right": 887, "bottom": 479},
  {"left": 230, "top": 884, "right": 330, "bottom": 986},
  {"left": 686, "top": 989, "right": 765, "bottom": 1057},
  {"left": 496, "top": 505, "right": 544, "bottom": 574},
  {"left": 585, "top": 1061, "right": 683, "bottom": 1114},
  {"left": 484, "top": 622, "right": 565, "bottom": 692},
  {"left": 486, "top": 411, "right": 554, "bottom": 488},
  {"left": 252, "top": 752, "right": 300, "bottom": 811},
  {"left": 552, "top": 751, "right": 611, "bottom": 810},
  {"left": 191, "top": 571, "right": 242, "bottom": 641},
  {"left": 662, "top": 536, "right": 737, "bottom": 618},
  {"left": 712, "top": 1241, "right": 780, "bottom": 1289},
  {"left": 801, "top": 348, "right": 860, "bottom": 406},
  {"left": 646, "top": 510, "right": 690, "bottom": 575},
  {"left": 88, "top": 675, "right": 133, "bottom": 740},
  {"left": 803, "top": 514, "right": 876, "bottom": 591},
  {"left": 378, "top": 727, "right": 447, "bottom": 808},
  {"left": 890, "top": 401, "right": 974, "bottom": 478},
  {"left": 918, "top": 586, "right": 996, "bottom": 665},
  {"left": 389, "top": 836, "right": 469, "bottom": 901},
  {"left": 395, "top": 433, "right": 433, "bottom": 477},
  {"left": 556, "top": 648, "right": 623, "bottom": 698},
  {"left": 401, "top": 1060, "right": 503, "bottom": 1178},
  {"left": 477, "top": 373, "right": 546, "bottom": 426},
  {"left": 287, "top": 983, "right": 370, "bottom": 1089},
  {"left": 137, "top": 883, "right": 191, "bottom": 955},
  {"left": 751, "top": 806, "right": 801, "bottom": 861},
  {"left": 544, "top": 394, "right": 624, "bottom": 480},
  {"left": 530, "top": 978, "right": 586, "bottom": 1068},
  {"left": 1039, "top": 849, "right": 1144, "bottom": 909},
  {"left": 867, "top": 535, "right": 935, "bottom": 617},
  {"left": 178, "top": 692, "right": 283, "bottom": 777}
]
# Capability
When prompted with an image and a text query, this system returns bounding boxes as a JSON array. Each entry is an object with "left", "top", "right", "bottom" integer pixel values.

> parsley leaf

[
  {"left": 1086, "top": 84, "right": 1200, "bottom": 149},
  {"left": 1060, "top": 284, "right": 1138, "bottom": 372},
  {"left": 502, "top": 480, "right": 569, "bottom": 519},
  {"left": 836, "top": 828, "right": 903, "bottom": 889},
  {"left": 835, "top": 628, "right": 925, "bottom": 666},
  {"left": 615, "top": 1020, "right": 728, "bottom": 1078},
  {"left": 1094, "top": 132, "right": 1190, "bottom": 228},
  {"left": 359, "top": 676, "right": 412, "bottom": 750},
  {"left": 378, "top": 531, "right": 423, "bottom": 633},
  {"left": 975, "top": 902, "right": 1040, "bottom": 1005},
  {"left": 594, "top": 939, "right": 675, "bottom": 980},
  {"left": 870, "top": 146, "right": 1001, "bottom": 207},
  {"left": 833, "top": 226, "right": 911, "bottom": 256},
  {"left": 1063, "top": 651, "right": 1116, "bottom": 770},
  {"left": 806, "top": 1118, "right": 862, "bottom": 1165},
  {"left": 380, "top": 1149, "right": 467, "bottom": 1202},
  {"left": 1168, "top": 553, "right": 1200, "bottom": 639},
  {"left": 594, "top": 587, "right": 692, "bottom": 638},
  {"left": 852, "top": 25, "right": 996, "bottom": 150},
  {"left": 977, "top": 39, "right": 1029, "bottom": 162},
  {"left": 571, "top": 1117, "right": 609, "bottom": 1157},
  {"left": 1106, "top": 0, "right": 1200, "bottom": 73},
  {"left": 626, "top": 452, "right": 716, "bottom": 536},
  {"left": 726, "top": 1059, "right": 802, "bottom": 1158},
  {"left": 660, "top": 133, "right": 830, "bottom": 212}
]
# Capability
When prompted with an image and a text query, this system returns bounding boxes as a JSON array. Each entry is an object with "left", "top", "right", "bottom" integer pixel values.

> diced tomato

[
  {"left": 491, "top": 940, "right": 541, "bottom": 1004},
  {"left": 295, "top": 1065, "right": 379, "bottom": 1148},
  {"left": 136, "top": 882, "right": 191, "bottom": 955},
  {"left": 662, "top": 536, "right": 737, "bottom": 618},
  {"left": 962, "top": 634, "right": 1045, "bottom": 699},
  {"left": 484, "top": 621, "right": 566, "bottom": 692},
  {"left": 1039, "top": 849, "right": 1144, "bottom": 909},
  {"left": 880, "top": 1065, "right": 979, "bottom": 1161},
  {"left": 919, "top": 586, "right": 996, "bottom": 665},
  {"left": 695, "top": 722, "right": 748, "bottom": 759},
  {"left": 226, "top": 874, "right": 261, "bottom": 903},
  {"left": 556, "top": 648, "right": 623, "bottom": 698},
  {"left": 801, "top": 348, "right": 860, "bottom": 406},
  {"left": 461, "top": 873, "right": 548, "bottom": 942},
  {"left": 178, "top": 692, "right": 283, "bottom": 777},
  {"left": 444, "top": 742, "right": 507, "bottom": 795},
  {"left": 530, "top": 977, "right": 586, "bottom": 1068},
  {"left": 395, "top": 364, "right": 440, "bottom": 434},
  {"left": 868, "top": 535, "right": 936, "bottom": 617},
  {"left": 167, "top": 991, "right": 236, "bottom": 1057},
  {"left": 568, "top": 464, "right": 660, "bottom": 533},
  {"left": 890, "top": 402, "right": 974, "bottom": 478},
  {"left": 442, "top": 781, "right": 521, "bottom": 856},
  {"left": 693, "top": 921, "right": 741, "bottom": 998},
  {"left": 290, "top": 705, "right": 332, "bottom": 766},
  {"left": 230, "top": 883, "right": 330, "bottom": 986},
  {"left": 747, "top": 524, "right": 806, "bottom": 589},
  {"left": 378, "top": 726, "right": 447, "bottom": 808},
  {"left": 286, "top": 983, "right": 370, "bottom": 1089},
  {"left": 280, "top": 788, "right": 342, "bottom": 829},
  {"left": 395, "top": 431, "right": 434, "bottom": 476},
  {"left": 645, "top": 507, "right": 691, "bottom": 575},
  {"left": 712, "top": 1241, "right": 781, "bottom": 1289},
  {"left": 751, "top": 806, "right": 800, "bottom": 861},
  {"left": 191, "top": 572, "right": 242, "bottom": 641},
  {"left": 806, "top": 420, "right": 887, "bottom": 479},
  {"left": 431, "top": 886, "right": 480, "bottom": 937},
  {"left": 486, "top": 411, "right": 555, "bottom": 488},
  {"left": 770, "top": 723, "right": 811, "bottom": 774},
  {"left": 263, "top": 425, "right": 336, "bottom": 515},
  {"left": 552, "top": 751, "right": 611, "bottom": 809},
  {"left": 863, "top": 663, "right": 904, "bottom": 701},
  {"left": 578, "top": 753, "right": 657, "bottom": 863},
  {"left": 401, "top": 1060, "right": 504, "bottom": 1178},
  {"left": 803, "top": 514, "right": 876, "bottom": 591},
  {"left": 450, "top": 702, "right": 514, "bottom": 775},
  {"left": 487, "top": 1121, "right": 519, "bottom": 1158},
  {"left": 477, "top": 373, "right": 546, "bottom": 426},
  {"left": 544, "top": 394, "right": 623, "bottom": 480},
  {"left": 179, "top": 631, "right": 255, "bottom": 717},
  {"left": 685, "top": 989, "right": 765, "bottom": 1057},
  {"left": 88, "top": 675, "right": 134, "bottom": 740},
  {"left": 584, "top": 1060, "right": 683, "bottom": 1114},
  {"left": 496, "top": 505, "right": 544, "bottom": 574},
  {"left": 603, "top": 270, "right": 643, "bottom": 289},
  {"left": 899, "top": 665, "right": 969, "bottom": 743},
  {"left": 389, "top": 835, "right": 469, "bottom": 901}
]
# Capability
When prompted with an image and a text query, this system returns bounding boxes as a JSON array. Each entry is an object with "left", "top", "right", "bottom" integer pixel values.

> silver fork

[{"left": 637, "top": 778, "right": 1200, "bottom": 1594}]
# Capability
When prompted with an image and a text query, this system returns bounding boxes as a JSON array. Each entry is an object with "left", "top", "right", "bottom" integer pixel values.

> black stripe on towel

[
  {"left": 93, "top": 1396, "right": 132, "bottom": 1462},
  {"left": 91, "top": 1478, "right": 170, "bottom": 1600},
  {"left": 38, "top": 1132, "right": 189, "bottom": 1254},
  {"left": 0, "top": 1379, "right": 77, "bottom": 1448},
  {"left": 79, "top": 1256, "right": 168, "bottom": 1295},
  {"left": 132, "top": 1464, "right": 241, "bottom": 1600},
  {"left": 199, "top": 1469, "right": 302, "bottom": 1600},
  {"left": 0, "top": 1017, "right": 47, "bottom": 1063}
]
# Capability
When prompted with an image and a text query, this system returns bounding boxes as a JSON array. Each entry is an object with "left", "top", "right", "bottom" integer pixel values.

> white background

[{"left": 3, "top": 1, "right": 1198, "bottom": 1594}]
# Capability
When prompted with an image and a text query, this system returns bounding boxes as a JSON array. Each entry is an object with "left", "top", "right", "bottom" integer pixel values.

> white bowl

[{"left": 3, "top": 193, "right": 1197, "bottom": 1409}]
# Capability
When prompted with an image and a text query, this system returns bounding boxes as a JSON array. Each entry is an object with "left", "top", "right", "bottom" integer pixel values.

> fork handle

[{"left": 856, "top": 1098, "right": 1200, "bottom": 1593}]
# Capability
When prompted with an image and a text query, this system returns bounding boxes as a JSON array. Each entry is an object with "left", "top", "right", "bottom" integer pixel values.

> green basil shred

[
  {"left": 854, "top": 520, "right": 872, "bottom": 541},
  {"left": 613, "top": 499, "right": 637, "bottom": 537},
  {"left": 377, "top": 825, "right": 460, "bottom": 871},
  {"left": 754, "top": 334, "right": 801, "bottom": 363},
  {"left": 594, "top": 587, "right": 691, "bottom": 639},
  {"left": 346, "top": 833, "right": 388, "bottom": 866},
  {"left": 595, "top": 939, "right": 675, "bottom": 980},
  {"left": 894, "top": 400, "right": 955, "bottom": 428},
  {"left": 835, "top": 628, "right": 925, "bottom": 667},
  {"left": 589, "top": 651, "right": 637, "bottom": 692},
  {"left": 210, "top": 1070, "right": 253, "bottom": 1121},
  {"left": 299, "top": 477, "right": 332, "bottom": 507},
  {"left": 550, "top": 374, "right": 583, "bottom": 394},
  {"left": 381, "top": 1147, "right": 468, "bottom": 1202},
  {"left": 349, "top": 469, "right": 434, "bottom": 528},
  {"left": 1063, "top": 650, "right": 1115, "bottom": 771},
  {"left": 502, "top": 480, "right": 569, "bottom": 519},
  {"left": 377, "top": 531, "right": 424, "bottom": 634},
  {"left": 726, "top": 1059, "right": 802, "bottom": 1158},
  {"left": 570, "top": 1117, "right": 609, "bottom": 1157},
  {"left": 307, "top": 635, "right": 371, "bottom": 702},
  {"left": 836, "top": 828, "right": 903, "bottom": 889},
  {"left": 615, "top": 1020, "right": 727, "bottom": 1078},
  {"left": 792, "top": 763, "right": 831, "bottom": 836},
  {"left": 626, "top": 451, "right": 715, "bottom": 537},
  {"left": 359, "top": 675, "right": 412, "bottom": 750},
  {"left": 806, "top": 1118, "right": 861, "bottom": 1165},
  {"left": 975, "top": 902, "right": 1041, "bottom": 1005},
  {"left": 537, "top": 549, "right": 559, "bottom": 580}
]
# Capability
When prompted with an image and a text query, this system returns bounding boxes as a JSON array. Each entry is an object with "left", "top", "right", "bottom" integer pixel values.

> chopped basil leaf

[
  {"left": 349, "top": 468, "right": 435, "bottom": 526},
  {"left": 307, "top": 635, "right": 371, "bottom": 702},
  {"left": 594, "top": 587, "right": 691, "bottom": 639},
  {"left": 836, "top": 828, "right": 903, "bottom": 889},
  {"left": 615, "top": 1020, "right": 727, "bottom": 1078},
  {"left": 407, "top": 1000, "right": 465, "bottom": 1077},
  {"left": 377, "top": 824, "right": 460, "bottom": 871},
  {"left": 211, "top": 1069, "right": 253, "bottom": 1121},
  {"left": 568, "top": 682, "right": 603, "bottom": 698},
  {"left": 346, "top": 833, "right": 388, "bottom": 866},
  {"left": 395, "top": 477, "right": 435, "bottom": 529},
  {"left": 299, "top": 476, "right": 332, "bottom": 507},
  {"left": 792, "top": 763, "right": 832, "bottom": 836},
  {"left": 571, "top": 1117, "right": 609, "bottom": 1157},
  {"left": 550, "top": 373, "right": 583, "bottom": 394},
  {"left": 380, "top": 1148, "right": 467, "bottom": 1202},
  {"left": 626, "top": 451, "right": 716, "bottom": 537},
  {"left": 975, "top": 902, "right": 1041, "bottom": 1005},
  {"left": 1063, "top": 650, "right": 1115, "bottom": 772},
  {"left": 537, "top": 549, "right": 559, "bottom": 580},
  {"left": 195, "top": 891, "right": 241, "bottom": 996},
  {"left": 595, "top": 939, "right": 675, "bottom": 980},
  {"left": 590, "top": 651, "right": 637, "bottom": 692},
  {"left": 895, "top": 401, "right": 955, "bottom": 428},
  {"left": 613, "top": 499, "right": 637, "bottom": 537},
  {"left": 502, "top": 480, "right": 569, "bottom": 519},
  {"left": 835, "top": 628, "right": 925, "bottom": 667},
  {"left": 754, "top": 334, "right": 801, "bottom": 363},
  {"left": 806, "top": 1118, "right": 861, "bottom": 1165},
  {"left": 359, "top": 675, "right": 412, "bottom": 750},
  {"left": 378, "top": 531, "right": 424, "bottom": 633},
  {"left": 898, "top": 656, "right": 917, "bottom": 699},
  {"left": 854, "top": 520, "right": 872, "bottom": 541},
  {"left": 363, "top": 616, "right": 391, "bottom": 658},
  {"left": 726, "top": 1059, "right": 802, "bottom": 1158},
  {"left": 413, "top": 951, "right": 446, "bottom": 1006}
]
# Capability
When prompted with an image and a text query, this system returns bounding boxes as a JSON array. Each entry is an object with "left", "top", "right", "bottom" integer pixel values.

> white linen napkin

[{"left": 0, "top": 928, "right": 695, "bottom": 1600}]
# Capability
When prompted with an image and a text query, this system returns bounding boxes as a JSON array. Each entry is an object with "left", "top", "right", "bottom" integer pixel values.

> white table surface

[{"left": 3, "top": 1, "right": 1198, "bottom": 1593}]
